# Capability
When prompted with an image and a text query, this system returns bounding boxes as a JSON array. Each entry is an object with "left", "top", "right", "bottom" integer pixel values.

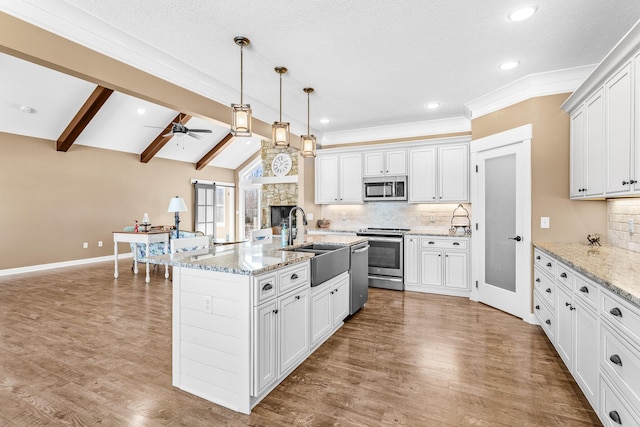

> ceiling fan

[{"left": 146, "top": 116, "right": 212, "bottom": 139}]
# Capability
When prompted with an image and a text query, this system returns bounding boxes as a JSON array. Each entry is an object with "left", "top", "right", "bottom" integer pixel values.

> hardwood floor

[{"left": 0, "top": 263, "right": 600, "bottom": 426}]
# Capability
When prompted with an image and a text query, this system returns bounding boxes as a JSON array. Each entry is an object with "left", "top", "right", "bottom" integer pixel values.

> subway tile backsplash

[
  {"left": 320, "top": 203, "right": 471, "bottom": 233},
  {"left": 608, "top": 198, "right": 640, "bottom": 253}
]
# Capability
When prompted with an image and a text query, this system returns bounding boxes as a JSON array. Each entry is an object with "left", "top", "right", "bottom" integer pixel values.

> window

[
  {"left": 238, "top": 159, "right": 264, "bottom": 240},
  {"left": 194, "top": 183, "right": 215, "bottom": 236},
  {"left": 216, "top": 187, "right": 225, "bottom": 226}
]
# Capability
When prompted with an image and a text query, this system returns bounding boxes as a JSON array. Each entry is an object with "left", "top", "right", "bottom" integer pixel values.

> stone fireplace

[{"left": 260, "top": 141, "right": 298, "bottom": 229}]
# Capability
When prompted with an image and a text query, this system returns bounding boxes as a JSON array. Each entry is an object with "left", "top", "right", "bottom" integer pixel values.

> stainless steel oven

[
  {"left": 363, "top": 176, "right": 407, "bottom": 202},
  {"left": 356, "top": 228, "right": 409, "bottom": 291}
]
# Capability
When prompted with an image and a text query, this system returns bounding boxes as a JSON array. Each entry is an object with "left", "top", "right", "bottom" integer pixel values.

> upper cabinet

[
  {"left": 562, "top": 23, "right": 640, "bottom": 200},
  {"left": 315, "top": 153, "right": 363, "bottom": 204},
  {"left": 363, "top": 149, "right": 407, "bottom": 177},
  {"left": 408, "top": 143, "right": 469, "bottom": 203}
]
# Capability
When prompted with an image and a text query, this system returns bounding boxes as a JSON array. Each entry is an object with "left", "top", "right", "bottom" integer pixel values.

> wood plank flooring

[{"left": 0, "top": 263, "right": 600, "bottom": 426}]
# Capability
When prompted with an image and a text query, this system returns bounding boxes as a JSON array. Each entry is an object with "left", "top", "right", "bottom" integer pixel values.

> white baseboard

[{"left": 0, "top": 253, "right": 133, "bottom": 277}]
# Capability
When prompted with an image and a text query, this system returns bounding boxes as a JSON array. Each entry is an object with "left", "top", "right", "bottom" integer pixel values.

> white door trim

[{"left": 470, "top": 124, "right": 534, "bottom": 324}]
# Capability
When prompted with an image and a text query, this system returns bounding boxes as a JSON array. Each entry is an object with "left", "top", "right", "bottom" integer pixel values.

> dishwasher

[{"left": 349, "top": 242, "right": 369, "bottom": 315}]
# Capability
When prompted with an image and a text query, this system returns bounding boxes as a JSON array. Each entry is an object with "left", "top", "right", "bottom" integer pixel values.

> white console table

[{"left": 112, "top": 231, "right": 169, "bottom": 283}]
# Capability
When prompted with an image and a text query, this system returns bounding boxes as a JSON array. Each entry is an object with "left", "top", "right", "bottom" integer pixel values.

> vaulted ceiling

[{"left": 1, "top": 1, "right": 640, "bottom": 171}]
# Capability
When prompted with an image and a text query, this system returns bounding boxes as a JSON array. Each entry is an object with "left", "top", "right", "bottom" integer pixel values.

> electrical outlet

[
  {"left": 203, "top": 296, "right": 212, "bottom": 313},
  {"left": 98, "top": 241, "right": 103, "bottom": 247},
  {"left": 540, "top": 217, "right": 550, "bottom": 229},
  {"left": 430, "top": 215, "right": 436, "bottom": 223},
  {"left": 82, "top": 242, "right": 88, "bottom": 249},
  {"left": 307, "top": 213, "right": 314, "bottom": 221},
  {"left": 629, "top": 219, "right": 634, "bottom": 234}
]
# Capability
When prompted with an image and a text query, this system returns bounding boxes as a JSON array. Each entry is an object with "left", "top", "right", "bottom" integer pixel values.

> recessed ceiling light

[
  {"left": 508, "top": 6, "right": 537, "bottom": 21},
  {"left": 500, "top": 61, "right": 520, "bottom": 71},
  {"left": 20, "top": 105, "right": 34, "bottom": 113},
  {"left": 427, "top": 103, "right": 440, "bottom": 109},
  {"left": 320, "top": 118, "right": 330, "bottom": 124},
  {"left": 137, "top": 108, "right": 146, "bottom": 115}
]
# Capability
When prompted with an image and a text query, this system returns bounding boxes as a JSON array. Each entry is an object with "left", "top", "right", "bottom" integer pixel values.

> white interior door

[{"left": 471, "top": 125, "right": 532, "bottom": 321}]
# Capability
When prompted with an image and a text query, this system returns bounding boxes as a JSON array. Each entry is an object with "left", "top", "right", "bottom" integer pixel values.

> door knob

[{"left": 508, "top": 236, "right": 522, "bottom": 242}]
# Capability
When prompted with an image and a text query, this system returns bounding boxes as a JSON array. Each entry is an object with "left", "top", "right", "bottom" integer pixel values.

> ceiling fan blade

[
  {"left": 188, "top": 129, "right": 213, "bottom": 133},
  {"left": 187, "top": 132, "right": 203, "bottom": 139},
  {"left": 162, "top": 132, "right": 174, "bottom": 137},
  {"left": 144, "top": 125, "right": 165, "bottom": 129}
]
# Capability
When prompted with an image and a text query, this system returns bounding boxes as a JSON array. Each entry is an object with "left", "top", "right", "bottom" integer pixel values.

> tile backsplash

[
  {"left": 319, "top": 203, "right": 471, "bottom": 233},
  {"left": 608, "top": 198, "right": 640, "bottom": 253}
]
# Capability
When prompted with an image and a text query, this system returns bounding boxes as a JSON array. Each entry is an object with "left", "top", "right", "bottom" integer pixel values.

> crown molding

[
  {"left": 320, "top": 117, "right": 471, "bottom": 146},
  {"left": 464, "top": 65, "right": 595, "bottom": 119}
]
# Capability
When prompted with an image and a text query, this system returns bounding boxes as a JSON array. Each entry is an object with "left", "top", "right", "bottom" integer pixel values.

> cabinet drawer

[
  {"left": 575, "top": 274, "right": 599, "bottom": 307},
  {"left": 601, "top": 289, "right": 640, "bottom": 348},
  {"left": 556, "top": 264, "right": 574, "bottom": 289},
  {"left": 278, "top": 262, "right": 310, "bottom": 295},
  {"left": 601, "top": 324, "right": 640, "bottom": 414},
  {"left": 534, "top": 250, "right": 556, "bottom": 277},
  {"left": 253, "top": 272, "right": 277, "bottom": 305},
  {"left": 534, "top": 291, "right": 555, "bottom": 342},
  {"left": 421, "top": 238, "right": 468, "bottom": 250},
  {"left": 534, "top": 267, "right": 555, "bottom": 308},
  {"left": 600, "top": 374, "right": 640, "bottom": 427}
]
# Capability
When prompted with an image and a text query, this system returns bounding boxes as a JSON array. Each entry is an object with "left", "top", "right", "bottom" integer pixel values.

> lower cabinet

[
  {"left": 310, "top": 272, "right": 349, "bottom": 348},
  {"left": 404, "top": 235, "right": 470, "bottom": 296}
]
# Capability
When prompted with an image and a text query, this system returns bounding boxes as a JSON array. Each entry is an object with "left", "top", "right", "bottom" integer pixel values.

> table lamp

[{"left": 167, "top": 196, "right": 187, "bottom": 239}]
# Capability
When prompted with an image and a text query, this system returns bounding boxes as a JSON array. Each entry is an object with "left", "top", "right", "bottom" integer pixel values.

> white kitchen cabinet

[
  {"left": 254, "top": 300, "right": 278, "bottom": 395},
  {"left": 405, "top": 236, "right": 470, "bottom": 296},
  {"left": 315, "top": 153, "right": 363, "bottom": 204},
  {"left": 310, "top": 272, "right": 349, "bottom": 348},
  {"left": 570, "top": 89, "right": 605, "bottom": 199},
  {"left": 605, "top": 62, "right": 635, "bottom": 195},
  {"left": 363, "top": 149, "right": 406, "bottom": 177},
  {"left": 278, "top": 286, "right": 310, "bottom": 375},
  {"left": 408, "top": 143, "right": 468, "bottom": 203}
]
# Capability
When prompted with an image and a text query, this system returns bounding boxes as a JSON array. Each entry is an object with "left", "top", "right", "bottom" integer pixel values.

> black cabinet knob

[
  {"left": 610, "top": 354, "right": 623, "bottom": 367},
  {"left": 273, "top": 309, "right": 279, "bottom": 314},
  {"left": 623, "top": 180, "right": 630, "bottom": 185},
  {"left": 545, "top": 288, "right": 551, "bottom": 293},
  {"left": 508, "top": 236, "right": 522, "bottom": 241},
  {"left": 631, "top": 179, "right": 638, "bottom": 184},
  {"left": 570, "top": 306, "right": 575, "bottom": 311},
  {"left": 579, "top": 286, "right": 589, "bottom": 294},
  {"left": 609, "top": 410, "right": 622, "bottom": 424},
  {"left": 295, "top": 295, "right": 301, "bottom": 300},
  {"left": 560, "top": 272, "right": 567, "bottom": 278},
  {"left": 535, "top": 305, "right": 540, "bottom": 310},
  {"left": 535, "top": 278, "right": 541, "bottom": 282},
  {"left": 536, "top": 255, "right": 541, "bottom": 260},
  {"left": 610, "top": 307, "right": 623, "bottom": 317},
  {"left": 545, "top": 319, "right": 551, "bottom": 325},
  {"left": 565, "top": 302, "right": 571, "bottom": 307},
  {"left": 546, "top": 262, "right": 552, "bottom": 267}
]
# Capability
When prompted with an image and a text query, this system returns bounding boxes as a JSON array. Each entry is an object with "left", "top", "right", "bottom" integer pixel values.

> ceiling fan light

[
  {"left": 232, "top": 103, "right": 252, "bottom": 137},
  {"left": 272, "top": 122, "right": 290, "bottom": 148},
  {"left": 300, "top": 135, "right": 316, "bottom": 158}
]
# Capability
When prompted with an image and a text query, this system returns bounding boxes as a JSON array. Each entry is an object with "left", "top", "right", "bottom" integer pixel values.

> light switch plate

[
  {"left": 540, "top": 217, "right": 550, "bottom": 229},
  {"left": 307, "top": 213, "right": 314, "bottom": 221}
]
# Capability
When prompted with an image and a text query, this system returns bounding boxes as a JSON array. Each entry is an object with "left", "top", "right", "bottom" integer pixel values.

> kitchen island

[{"left": 145, "top": 235, "right": 367, "bottom": 414}]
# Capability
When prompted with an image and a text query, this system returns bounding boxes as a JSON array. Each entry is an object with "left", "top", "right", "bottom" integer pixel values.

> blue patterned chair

[{"left": 124, "top": 227, "right": 203, "bottom": 266}]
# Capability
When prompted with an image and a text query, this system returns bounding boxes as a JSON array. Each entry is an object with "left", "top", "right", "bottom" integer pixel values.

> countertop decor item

[
  {"left": 449, "top": 203, "right": 471, "bottom": 236},
  {"left": 317, "top": 219, "right": 331, "bottom": 228},
  {"left": 587, "top": 233, "right": 601, "bottom": 246}
]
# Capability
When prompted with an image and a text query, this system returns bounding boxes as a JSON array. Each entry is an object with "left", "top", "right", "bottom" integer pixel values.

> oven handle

[
  {"left": 352, "top": 245, "right": 370, "bottom": 254},
  {"left": 366, "top": 236, "right": 403, "bottom": 242},
  {"left": 368, "top": 275, "right": 403, "bottom": 282}
]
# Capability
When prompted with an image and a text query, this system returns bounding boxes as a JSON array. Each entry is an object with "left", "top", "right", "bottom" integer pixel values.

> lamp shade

[
  {"left": 300, "top": 135, "right": 316, "bottom": 158},
  {"left": 167, "top": 196, "right": 187, "bottom": 213}
]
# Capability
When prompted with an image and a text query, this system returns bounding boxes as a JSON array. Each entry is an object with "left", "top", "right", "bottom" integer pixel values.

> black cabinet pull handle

[
  {"left": 546, "top": 262, "right": 552, "bottom": 267},
  {"left": 330, "top": 291, "right": 334, "bottom": 295},
  {"left": 609, "top": 410, "right": 622, "bottom": 424},
  {"left": 262, "top": 283, "right": 273, "bottom": 291},
  {"left": 535, "top": 305, "right": 540, "bottom": 310},
  {"left": 545, "top": 319, "right": 551, "bottom": 325},
  {"left": 565, "top": 302, "right": 571, "bottom": 307},
  {"left": 291, "top": 273, "right": 299, "bottom": 280},
  {"left": 570, "top": 306, "right": 575, "bottom": 311},
  {"left": 610, "top": 307, "right": 623, "bottom": 317},
  {"left": 273, "top": 309, "right": 279, "bottom": 314},
  {"left": 295, "top": 295, "right": 301, "bottom": 300},
  {"left": 334, "top": 288, "right": 339, "bottom": 293},
  {"left": 623, "top": 180, "right": 630, "bottom": 185},
  {"left": 535, "top": 278, "right": 541, "bottom": 282},
  {"left": 631, "top": 179, "right": 638, "bottom": 184},
  {"left": 536, "top": 255, "right": 541, "bottom": 260},
  {"left": 579, "top": 286, "right": 589, "bottom": 294},
  {"left": 610, "top": 354, "right": 623, "bottom": 367},
  {"left": 428, "top": 241, "right": 435, "bottom": 245},
  {"left": 560, "top": 272, "right": 567, "bottom": 278},
  {"left": 453, "top": 242, "right": 460, "bottom": 246},
  {"left": 545, "top": 288, "right": 551, "bottom": 293},
  {"left": 508, "top": 236, "right": 522, "bottom": 241}
]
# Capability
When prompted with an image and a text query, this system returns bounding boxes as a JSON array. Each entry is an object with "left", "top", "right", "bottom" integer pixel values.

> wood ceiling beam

[
  {"left": 56, "top": 85, "right": 113, "bottom": 152},
  {"left": 196, "top": 133, "right": 234, "bottom": 170},
  {"left": 140, "top": 114, "right": 191, "bottom": 163}
]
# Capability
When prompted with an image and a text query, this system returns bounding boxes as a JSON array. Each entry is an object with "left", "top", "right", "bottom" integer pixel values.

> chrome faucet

[{"left": 288, "top": 206, "right": 308, "bottom": 245}]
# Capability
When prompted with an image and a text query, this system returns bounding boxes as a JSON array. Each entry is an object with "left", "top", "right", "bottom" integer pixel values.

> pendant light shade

[
  {"left": 272, "top": 66, "right": 290, "bottom": 149},
  {"left": 231, "top": 36, "right": 252, "bottom": 137},
  {"left": 300, "top": 87, "right": 317, "bottom": 158}
]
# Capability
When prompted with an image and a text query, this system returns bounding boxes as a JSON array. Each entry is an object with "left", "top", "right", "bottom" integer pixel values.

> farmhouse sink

[{"left": 283, "top": 244, "right": 349, "bottom": 286}]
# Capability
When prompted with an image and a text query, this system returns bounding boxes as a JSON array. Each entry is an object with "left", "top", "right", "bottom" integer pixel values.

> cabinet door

[
  {"left": 315, "top": 155, "right": 339, "bottom": 204},
  {"left": 605, "top": 62, "right": 633, "bottom": 194},
  {"left": 570, "top": 105, "right": 586, "bottom": 198},
  {"left": 404, "top": 236, "right": 419, "bottom": 285},
  {"left": 331, "top": 276, "right": 349, "bottom": 326},
  {"left": 253, "top": 300, "right": 278, "bottom": 395},
  {"left": 555, "top": 285, "right": 574, "bottom": 369},
  {"left": 386, "top": 149, "right": 407, "bottom": 175},
  {"left": 420, "top": 250, "right": 442, "bottom": 287},
  {"left": 439, "top": 144, "right": 469, "bottom": 202},
  {"left": 279, "top": 287, "right": 310, "bottom": 375},
  {"left": 408, "top": 147, "right": 437, "bottom": 203},
  {"left": 340, "top": 153, "right": 363, "bottom": 203},
  {"left": 363, "top": 152, "right": 384, "bottom": 177},
  {"left": 443, "top": 251, "right": 468, "bottom": 290},
  {"left": 585, "top": 89, "right": 605, "bottom": 197},
  {"left": 310, "top": 287, "right": 332, "bottom": 345},
  {"left": 573, "top": 299, "right": 599, "bottom": 408}
]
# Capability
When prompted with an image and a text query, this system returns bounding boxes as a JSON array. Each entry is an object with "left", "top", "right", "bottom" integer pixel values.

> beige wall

[
  {"left": 472, "top": 93, "right": 607, "bottom": 244},
  {"left": 0, "top": 132, "right": 233, "bottom": 269}
]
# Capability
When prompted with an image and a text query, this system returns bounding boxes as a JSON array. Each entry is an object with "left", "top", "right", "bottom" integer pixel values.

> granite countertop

[
  {"left": 307, "top": 227, "right": 468, "bottom": 238},
  {"left": 534, "top": 242, "right": 640, "bottom": 308},
  {"left": 144, "top": 235, "right": 368, "bottom": 276}
]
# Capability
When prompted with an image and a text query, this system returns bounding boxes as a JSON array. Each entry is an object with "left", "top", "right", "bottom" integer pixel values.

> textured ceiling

[{"left": 1, "top": 1, "right": 640, "bottom": 168}]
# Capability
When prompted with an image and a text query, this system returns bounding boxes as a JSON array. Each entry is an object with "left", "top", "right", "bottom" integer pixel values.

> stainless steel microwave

[{"left": 363, "top": 176, "right": 407, "bottom": 201}]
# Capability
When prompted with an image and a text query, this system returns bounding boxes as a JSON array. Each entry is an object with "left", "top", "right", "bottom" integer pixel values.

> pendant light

[
  {"left": 231, "top": 36, "right": 252, "bottom": 137},
  {"left": 272, "top": 66, "right": 290, "bottom": 149},
  {"left": 300, "top": 87, "right": 316, "bottom": 158}
]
